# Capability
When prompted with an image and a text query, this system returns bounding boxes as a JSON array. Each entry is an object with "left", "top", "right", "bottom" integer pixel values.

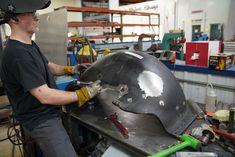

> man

[{"left": 0, "top": 0, "right": 101, "bottom": 157}]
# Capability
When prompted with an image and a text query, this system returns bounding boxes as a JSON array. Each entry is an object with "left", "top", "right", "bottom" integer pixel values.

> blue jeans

[{"left": 23, "top": 117, "right": 77, "bottom": 157}]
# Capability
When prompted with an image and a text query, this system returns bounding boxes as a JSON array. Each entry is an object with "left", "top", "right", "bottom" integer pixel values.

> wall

[
  {"left": 110, "top": 0, "right": 234, "bottom": 42},
  {"left": 177, "top": 0, "right": 233, "bottom": 41},
  {"left": 109, "top": 0, "right": 176, "bottom": 42},
  {"left": 226, "top": 0, "right": 235, "bottom": 41},
  {"left": 38, "top": 0, "right": 82, "bottom": 22},
  {"left": 173, "top": 70, "right": 235, "bottom": 107}
]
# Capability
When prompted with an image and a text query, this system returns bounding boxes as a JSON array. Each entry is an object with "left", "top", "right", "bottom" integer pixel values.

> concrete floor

[{"left": 0, "top": 120, "right": 22, "bottom": 157}]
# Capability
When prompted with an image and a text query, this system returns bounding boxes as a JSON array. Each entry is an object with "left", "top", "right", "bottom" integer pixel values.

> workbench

[
  {"left": 63, "top": 100, "right": 235, "bottom": 157},
  {"left": 164, "top": 62, "right": 235, "bottom": 77},
  {"left": 55, "top": 75, "right": 233, "bottom": 156},
  {"left": 64, "top": 101, "right": 177, "bottom": 156}
]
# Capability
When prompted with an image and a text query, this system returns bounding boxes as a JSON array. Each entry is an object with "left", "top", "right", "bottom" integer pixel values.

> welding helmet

[{"left": 0, "top": 0, "right": 51, "bottom": 24}]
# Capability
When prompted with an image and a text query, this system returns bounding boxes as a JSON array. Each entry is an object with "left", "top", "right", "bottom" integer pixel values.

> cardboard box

[{"left": 209, "top": 54, "right": 232, "bottom": 70}]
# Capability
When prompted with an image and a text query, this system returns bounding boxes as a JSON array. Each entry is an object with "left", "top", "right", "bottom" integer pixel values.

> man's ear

[{"left": 11, "top": 17, "right": 19, "bottom": 22}]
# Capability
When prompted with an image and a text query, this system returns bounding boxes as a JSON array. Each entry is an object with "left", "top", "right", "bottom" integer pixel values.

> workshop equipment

[
  {"left": 152, "top": 31, "right": 186, "bottom": 61},
  {"left": 201, "top": 124, "right": 216, "bottom": 145},
  {"left": 187, "top": 99, "right": 205, "bottom": 119},
  {"left": 191, "top": 124, "right": 215, "bottom": 145},
  {"left": 77, "top": 37, "right": 97, "bottom": 64},
  {"left": 103, "top": 48, "right": 110, "bottom": 57},
  {"left": 175, "top": 152, "right": 218, "bottom": 157},
  {"left": 79, "top": 50, "right": 196, "bottom": 137},
  {"left": 212, "top": 128, "right": 235, "bottom": 141},
  {"left": 105, "top": 112, "right": 129, "bottom": 136},
  {"left": 192, "top": 32, "right": 208, "bottom": 41},
  {"left": 185, "top": 41, "right": 221, "bottom": 67},
  {"left": 160, "top": 31, "right": 185, "bottom": 51},
  {"left": 149, "top": 134, "right": 201, "bottom": 157},
  {"left": 227, "top": 108, "right": 235, "bottom": 133},
  {"left": 213, "top": 110, "right": 230, "bottom": 122},
  {"left": 216, "top": 138, "right": 235, "bottom": 154},
  {"left": 63, "top": 50, "right": 234, "bottom": 156},
  {"left": 76, "top": 80, "right": 93, "bottom": 86},
  {"left": 205, "top": 83, "right": 217, "bottom": 114},
  {"left": 149, "top": 50, "right": 176, "bottom": 64},
  {"left": 133, "top": 34, "right": 156, "bottom": 51},
  {"left": 209, "top": 53, "right": 233, "bottom": 70}
]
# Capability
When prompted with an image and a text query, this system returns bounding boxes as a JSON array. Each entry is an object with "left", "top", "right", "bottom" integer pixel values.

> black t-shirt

[{"left": 0, "top": 39, "right": 60, "bottom": 130}]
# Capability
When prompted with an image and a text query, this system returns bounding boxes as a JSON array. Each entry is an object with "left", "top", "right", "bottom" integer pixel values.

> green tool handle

[{"left": 148, "top": 141, "right": 190, "bottom": 157}]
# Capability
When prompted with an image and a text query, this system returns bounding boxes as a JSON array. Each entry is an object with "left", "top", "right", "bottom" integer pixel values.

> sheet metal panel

[
  {"left": 35, "top": 9, "right": 68, "bottom": 65},
  {"left": 80, "top": 51, "right": 196, "bottom": 137}
]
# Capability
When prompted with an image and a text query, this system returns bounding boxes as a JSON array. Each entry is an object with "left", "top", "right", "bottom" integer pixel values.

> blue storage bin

[{"left": 56, "top": 76, "right": 77, "bottom": 90}]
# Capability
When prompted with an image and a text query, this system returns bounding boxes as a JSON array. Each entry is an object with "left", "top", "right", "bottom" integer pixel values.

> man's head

[
  {"left": 0, "top": 0, "right": 51, "bottom": 25},
  {"left": 0, "top": 0, "right": 51, "bottom": 35}
]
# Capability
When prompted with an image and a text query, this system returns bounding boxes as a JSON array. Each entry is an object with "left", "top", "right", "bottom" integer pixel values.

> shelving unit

[
  {"left": 56, "top": 6, "right": 160, "bottom": 42},
  {"left": 35, "top": 7, "right": 160, "bottom": 65}
]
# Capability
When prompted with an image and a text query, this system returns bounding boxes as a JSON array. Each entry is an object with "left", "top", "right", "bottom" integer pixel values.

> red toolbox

[{"left": 185, "top": 41, "right": 221, "bottom": 67}]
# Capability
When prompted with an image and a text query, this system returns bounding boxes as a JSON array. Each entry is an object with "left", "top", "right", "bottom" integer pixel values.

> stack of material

[{"left": 223, "top": 42, "right": 235, "bottom": 53}]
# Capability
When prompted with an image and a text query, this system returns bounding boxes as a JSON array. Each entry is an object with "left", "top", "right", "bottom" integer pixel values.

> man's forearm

[
  {"left": 30, "top": 84, "right": 77, "bottom": 106},
  {"left": 48, "top": 62, "right": 66, "bottom": 76},
  {"left": 39, "top": 88, "right": 78, "bottom": 106}
]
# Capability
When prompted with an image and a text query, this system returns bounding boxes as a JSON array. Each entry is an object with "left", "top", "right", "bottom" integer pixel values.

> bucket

[{"left": 205, "top": 83, "right": 217, "bottom": 113}]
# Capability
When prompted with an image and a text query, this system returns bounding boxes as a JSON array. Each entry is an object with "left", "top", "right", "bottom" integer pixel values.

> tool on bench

[
  {"left": 76, "top": 81, "right": 93, "bottom": 86},
  {"left": 175, "top": 152, "right": 218, "bottom": 157},
  {"left": 148, "top": 134, "right": 201, "bottom": 157},
  {"left": 188, "top": 99, "right": 205, "bottom": 119},
  {"left": 216, "top": 139, "right": 235, "bottom": 154},
  {"left": 227, "top": 108, "right": 235, "bottom": 133},
  {"left": 104, "top": 112, "right": 129, "bottom": 137},
  {"left": 200, "top": 125, "right": 216, "bottom": 145},
  {"left": 212, "top": 128, "right": 235, "bottom": 141},
  {"left": 191, "top": 124, "right": 216, "bottom": 145}
]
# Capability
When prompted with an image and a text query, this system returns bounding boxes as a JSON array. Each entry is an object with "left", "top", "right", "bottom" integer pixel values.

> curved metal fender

[{"left": 79, "top": 50, "right": 196, "bottom": 137}]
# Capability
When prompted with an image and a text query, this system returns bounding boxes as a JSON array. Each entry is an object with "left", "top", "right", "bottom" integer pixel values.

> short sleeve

[{"left": 14, "top": 59, "right": 46, "bottom": 92}]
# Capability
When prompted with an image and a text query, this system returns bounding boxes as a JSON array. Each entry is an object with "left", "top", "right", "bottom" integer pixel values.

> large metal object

[
  {"left": 160, "top": 32, "right": 185, "bottom": 51},
  {"left": 35, "top": 9, "right": 68, "bottom": 65},
  {"left": 80, "top": 50, "right": 196, "bottom": 137},
  {"left": 133, "top": 34, "right": 157, "bottom": 51}
]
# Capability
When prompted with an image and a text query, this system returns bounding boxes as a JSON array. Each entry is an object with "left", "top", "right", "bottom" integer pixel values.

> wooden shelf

[
  {"left": 57, "top": 6, "right": 160, "bottom": 16},
  {"left": 68, "top": 22, "right": 160, "bottom": 27},
  {"left": 68, "top": 34, "right": 159, "bottom": 40}
]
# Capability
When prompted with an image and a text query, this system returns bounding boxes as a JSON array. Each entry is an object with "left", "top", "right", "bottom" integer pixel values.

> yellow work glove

[
  {"left": 75, "top": 80, "right": 102, "bottom": 107},
  {"left": 103, "top": 48, "right": 110, "bottom": 57},
  {"left": 64, "top": 64, "right": 91, "bottom": 75}
]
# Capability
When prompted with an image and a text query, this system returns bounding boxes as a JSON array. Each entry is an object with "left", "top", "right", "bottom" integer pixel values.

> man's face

[{"left": 16, "top": 11, "right": 39, "bottom": 34}]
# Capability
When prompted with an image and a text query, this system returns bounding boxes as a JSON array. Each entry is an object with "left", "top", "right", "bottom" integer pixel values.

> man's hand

[
  {"left": 64, "top": 64, "right": 91, "bottom": 75},
  {"left": 75, "top": 80, "right": 102, "bottom": 107}
]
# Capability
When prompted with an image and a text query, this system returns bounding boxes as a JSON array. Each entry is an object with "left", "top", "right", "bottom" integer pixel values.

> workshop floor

[{"left": 0, "top": 120, "right": 22, "bottom": 157}]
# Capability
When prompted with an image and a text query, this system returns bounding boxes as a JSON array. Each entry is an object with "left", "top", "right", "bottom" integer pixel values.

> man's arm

[
  {"left": 48, "top": 62, "right": 89, "bottom": 76},
  {"left": 30, "top": 84, "right": 77, "bottom": 105},
  {"left": 30, "top": 80, "right": 102, "bottom": 107},
  {"left": 48, "top": 62, "right": 65, "bottom": 76}
]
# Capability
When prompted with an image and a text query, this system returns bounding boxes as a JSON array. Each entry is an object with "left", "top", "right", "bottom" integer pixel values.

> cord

[
  {"left": 0, "top": 116, "right": 35, "bottom": 157},
  {"left": 9, "top": 118, "right": 35, "bottom": 157},
  {"left": 0, "top": 136, "right": 9, "bottom": 142},
  {"left": 72, "top": 41, "right": 79, "bottom": 65}
]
